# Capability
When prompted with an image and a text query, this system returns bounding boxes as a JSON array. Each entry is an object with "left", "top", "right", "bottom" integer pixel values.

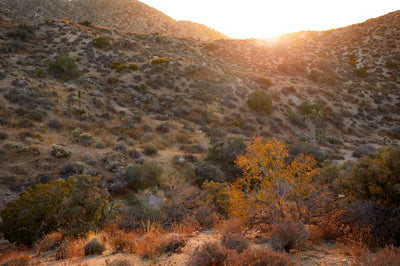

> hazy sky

[{"left": 139, "top": 0, "right": 399, "bottom": 39}]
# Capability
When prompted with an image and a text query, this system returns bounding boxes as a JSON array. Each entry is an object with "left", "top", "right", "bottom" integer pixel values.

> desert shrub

[
  {"left": 288, "top": 110, "right": 306, "bottom": 128},
  {"left": 356, "top": 245, "right": 400, "bottom": 266},
  {"left": 151, "top": 58, "right": 170, "bottom": 65},
  {"left": 92, "top": 36, "right": 110, "bottom": 48},
  {"left": 114, "top": 142, "right": 127, "bottom": 152},
  {"left": 110, "top": 61, "right": 121, "bottom": 69},
  {"left": 128, "top": 149, "right": 141, "bottom": 158},
  {"left": 206, "top": 127, "right": 227, "bottom": 139},
  {"left": 194, "top": 206, "right": 219, "bottom": 228},
  {"left": 158, "top": 234, "right": 186, "bottom": 254},
  {"left": 0, "top": 132, "right": 8, "bottom": 140},
  {"left": 270, "top": 219, "right": 309, "bottom": 252},
  {"left": 194, "top": 163, "right": 225, "bottom": 185},
  {"left": 47, "top": 54, "right": 80, "bottom": 81},
  {"left": 297, "top": 100, "right": 325, "bottom": 116},
  {"left": 202, "top": 181, "right": 230, "bottom": 215},
  {"left": 288, "top": 143, "right": 327, "bottom": 164},
  {"left": 352, "top": 144, "right": 377, "bottom": 158},
  {"left": 1, "top": 179, "right": 71, "bottom": 246},
  {"left": 79, "top": 20, "right": 92, "bottom": 27},
  {"left": 246, "top": 90, "right": 272, "bottom": 113},
  {"left": 6, "top": 24, "right": 33, "bottom": 41},
  {"left": 48, "top": 119, "right": 62, "bottom": 129},
  {"left": 79, "top": 132, "right": 92, "bottom": 146},
  {"left": 221, "top": 232, "right": 249, "bottom": 253},
  {"left": 96, "top": 141, "right": 106, "bottom": 149},
  {"left": 184, "top": 64, "right": 197, "bottom": 75},
  {"left": 156, "top": 123, "right": 169, "bottom": 133},
  {"left": 345, "top": 146, "right": 400, "bottom": 207},
  {"left": 354, "top": 67, "right": 368, "bottom": 77},
  {"left": 51, "top": 144, "right": 72, "bottom": 158},
  {"left": 125, "top": 189, "right": 165, "bottom": 222},
  {"left": 143, "top": 145, "right": 157, "bottom": 156},
  {"left": 235, "top": 248, "right": 295, "bottom": 266},
  {"left": 84, "top": 237, "right": 105, "bottom": 256},
  {"left": 129, "top": 63, "right": 138, "bottom": 71},
  {"left": 140, "top": 161, "right": 163, "bottom": 189},
  {"left": 258, "top": 76, "right": 272, "bottom": 87},
  {"left": 189, "top": 242, "right": 228, "bottom": 266},
  {"left": 57, "top": 175, "right": 121, "bottom": 237},
  {"left": 346, "top": 200, "right": 400, "bottom": 247},
  {"left": 385, "top": 59, "right": 398, "bottom": 69},
  {"left": 125, "top": 164, "right": 142, "bottom": 190},
  {"left": 207, "top": 138, "right": 245, "bottom": 181}
]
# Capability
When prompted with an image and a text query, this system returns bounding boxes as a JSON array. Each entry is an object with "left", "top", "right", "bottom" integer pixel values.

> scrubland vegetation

[{"left": 0, "top": 2, "right": 399, "bottom": 265}]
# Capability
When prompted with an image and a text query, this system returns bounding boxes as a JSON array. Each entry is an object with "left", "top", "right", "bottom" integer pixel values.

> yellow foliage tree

[{"left": 227, "top": 137, "right": 318, "bottom": 223}]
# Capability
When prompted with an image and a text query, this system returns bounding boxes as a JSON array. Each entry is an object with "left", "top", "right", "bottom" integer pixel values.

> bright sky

[{"left": 139, "top": 0, "right": 399, "bottom": 39}]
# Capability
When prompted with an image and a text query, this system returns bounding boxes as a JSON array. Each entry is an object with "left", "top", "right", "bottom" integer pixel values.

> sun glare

[{"left": 140, "top": 0, "right": 399, "bottom": 38}]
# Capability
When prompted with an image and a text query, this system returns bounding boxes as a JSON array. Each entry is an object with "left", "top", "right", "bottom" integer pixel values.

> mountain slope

[{"left": 0, "top": 0, "right": 228, "bottom": 40}]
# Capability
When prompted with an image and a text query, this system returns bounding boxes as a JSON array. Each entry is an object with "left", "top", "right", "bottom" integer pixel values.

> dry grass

[
  {"left": 35, "top": 230, "right": 64, "bottom": 254},
  {"left": 0, "top": 251, "right": 31, "bottom": 266}
]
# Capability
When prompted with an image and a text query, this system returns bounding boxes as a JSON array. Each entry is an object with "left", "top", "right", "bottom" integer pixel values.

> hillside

[
  {"left": 0, "top": 0, "right": 228, "bottom": 40},
  {"left": 0, "top": 7, "right": 399, "bottom": 265}
]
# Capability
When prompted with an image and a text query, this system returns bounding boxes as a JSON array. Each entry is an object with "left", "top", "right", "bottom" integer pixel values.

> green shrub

[
  {"left": 1, "top": 179, "right": 72, "bottom": 246},
  {"left": 129, "top": 63, "right": 138, "bottom": 71},
  {"left": 297, "top": 101, "right": 325, "bottom": 116},
  {"left": 47, "top": 54, "right": 80, "bottom": 81},
  {"left": 6, "top": 24, "right": 33, "bottom": 41},
  {"left": 85, "top": 237, "right": 105, "bottom": 256},
  {"left": 57, "top": 175, "right": 121, "bottom": 237},
  {"left": 345, "top": 146, "right": 400, "bottom": 207},
  {"left": 110, "top": 61, "right": 121, "bottom": 69},
  {"left": 354, "top": 67, "right": 368, "bottom": 77},
  {"left": 246, "top": 90, "right": 272, "bottom": 113},
  {"left": 79, "top": 20, "right": 92, "bottom": 27},
  {"left": 258, "top": 77, "right": 272, "bottom": 87},
  {"left": 125, "top": 164, "right": 142, "bottom": 190},
  {"left": 385, "top": 60, "right": 398, "bottom": 69},
  {"left": 143, "top": 145, "right": 157, "bottom": 156},
  {"left": 151, "top": 58, "right": 170, "bottom": 65},
  {"left": 92, "top": 36, "right": 110, "bottom": 48},
  {"left": 1, "top": 175, "right": 120, "bottom": 246},
  {"left": 140, "top": 161, "right": 163, "bottom": 189}
]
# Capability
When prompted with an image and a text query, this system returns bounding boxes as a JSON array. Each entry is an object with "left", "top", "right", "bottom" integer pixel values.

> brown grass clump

[
  {"left": 188, "top": 242, "right": 228, "bottom": 266},
  {"left": 219, "top": 219, "right": 249, "bottom": 253},
  {"left": 56, "top": 237, "right": 86, "bottom": 260},
  {"left": 231, "top": 248, "right": 296, "bottom": 266},
  {"left": 34, "top": 230, "right": 64, "bottom": 254},
  {"left": 135, "top": 221, "right": 165, "bottom": 259},
  {"left": 109, "top": 230, "right": 136, "bottom": 253},
  {"left": 355, "top": 245, "right": 400, "bottom": 266},
  {"left": 270, "top": 218, "right": 309, "bottom": 252}
]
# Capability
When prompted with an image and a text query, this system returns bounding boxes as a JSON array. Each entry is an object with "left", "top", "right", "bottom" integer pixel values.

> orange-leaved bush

[{"left": 227, "top": 137, "right": 317, "bottom": 223}]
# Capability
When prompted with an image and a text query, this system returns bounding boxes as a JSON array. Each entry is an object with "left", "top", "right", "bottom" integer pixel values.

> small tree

[{"left": 227, "top": 137, "right": 317, "bottom": 223}]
